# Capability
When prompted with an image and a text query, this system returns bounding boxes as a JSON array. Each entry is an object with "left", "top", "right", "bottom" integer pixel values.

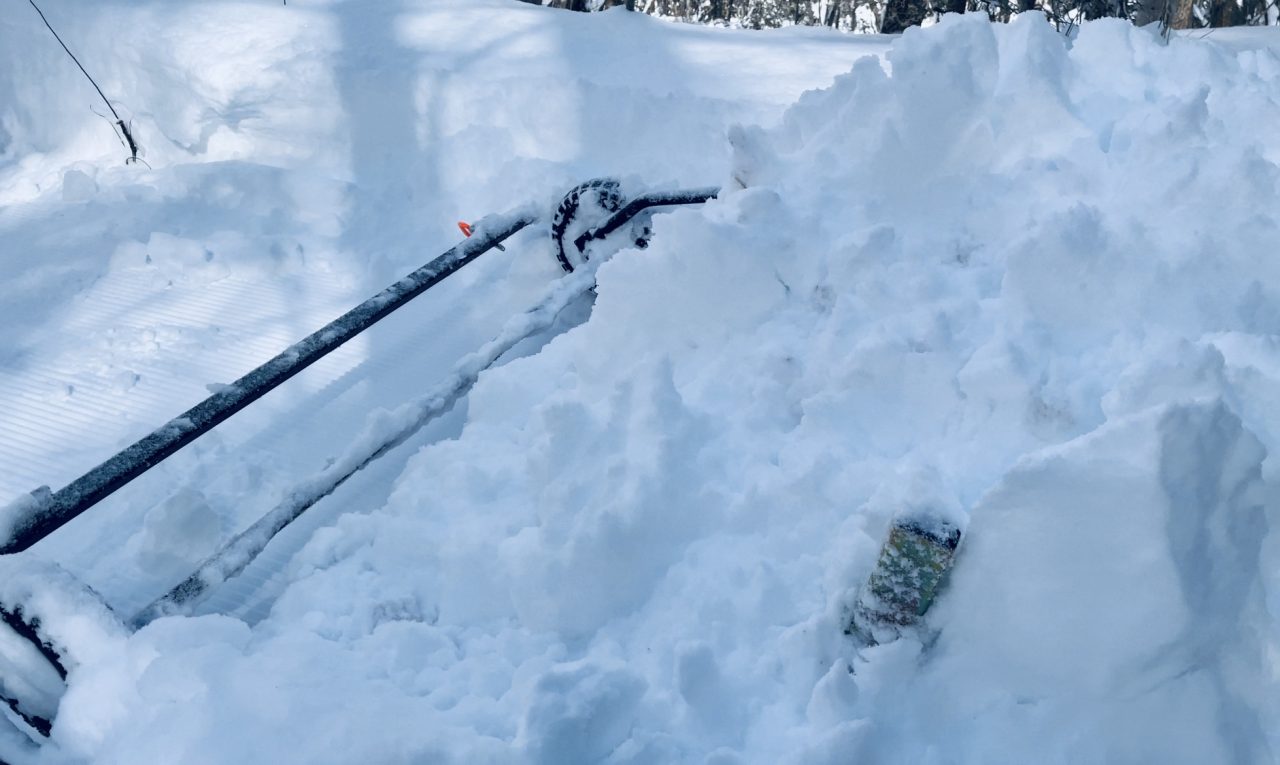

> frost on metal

[{"left": 847, "top": 515, "right": 962, "bottom": 646}]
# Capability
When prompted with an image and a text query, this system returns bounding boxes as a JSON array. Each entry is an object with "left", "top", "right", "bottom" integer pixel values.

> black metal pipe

[
  {"left": 1, "top": 209, "right": 538, "bottom": 555},
  {"left": 573, "top": 186, "right": 720, "bottom": 254}
]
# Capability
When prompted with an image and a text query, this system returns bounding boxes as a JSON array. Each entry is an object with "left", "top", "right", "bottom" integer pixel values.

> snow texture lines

[{"left": 0, "top": 267, "right": 361, "bottom": 506}]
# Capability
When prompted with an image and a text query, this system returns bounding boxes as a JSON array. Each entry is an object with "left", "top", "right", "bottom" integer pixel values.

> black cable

[
  {"left": 27, "top": 0, "right": 118, "bottom": 120},
  {"left": 27, "top": 0, "right": 140, "bottom": 162}
]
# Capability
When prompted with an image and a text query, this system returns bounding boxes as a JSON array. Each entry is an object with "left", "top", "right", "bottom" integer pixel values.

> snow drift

[{"left": 1, "top": 3, "right": 1278, "bottom": 763}]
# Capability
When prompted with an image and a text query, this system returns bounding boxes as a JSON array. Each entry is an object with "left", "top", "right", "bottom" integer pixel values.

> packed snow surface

[{"left": 1, "top": 1, "right": 1279, "bottom": 762}]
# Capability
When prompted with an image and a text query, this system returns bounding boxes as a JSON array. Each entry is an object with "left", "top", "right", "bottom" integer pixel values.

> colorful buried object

[{"left": 848, "top": 514, "right": 962, "bottom": 646}]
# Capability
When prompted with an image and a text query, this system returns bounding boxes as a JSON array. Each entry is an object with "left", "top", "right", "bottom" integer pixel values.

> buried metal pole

[
  {"left": 1, "top": 208, "right": 539, "bottom": 555},
  {"left": 572, "top": 186, "right": 721, "bottom": 255}
]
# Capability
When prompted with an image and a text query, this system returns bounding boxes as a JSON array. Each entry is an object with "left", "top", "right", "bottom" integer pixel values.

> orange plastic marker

[{"left": 458, "top": 220, "right": 504, "bottom": 251}]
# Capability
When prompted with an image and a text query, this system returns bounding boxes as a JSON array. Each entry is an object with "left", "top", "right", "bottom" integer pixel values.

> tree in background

[
  {"left": 528, "top": 0, "right": 637, "bottom": 9},
  {"left": 881, "top": 0, "right": 929, "bottom": 31},
  {"left": 522, "top": 0, "right": 1279, "bottom": 32}
]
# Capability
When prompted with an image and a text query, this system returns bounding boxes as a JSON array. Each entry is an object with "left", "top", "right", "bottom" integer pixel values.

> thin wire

[
  {"left": 28, "top": 0, "right": 141, "bottom": 163},
  {"left": 26, "top": 0, "right": 121, "bottom": 122}
]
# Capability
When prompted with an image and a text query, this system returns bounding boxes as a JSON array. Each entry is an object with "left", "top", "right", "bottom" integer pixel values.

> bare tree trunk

[
  {"left": 1169, "top": 0, "right": 1197, "bottom": 26},
  {"left": 881, "top": 0, "right": 927, "bottom": 30},
  {"left": 1207, "top": 0, "right": 1243, "bottom": 24}
]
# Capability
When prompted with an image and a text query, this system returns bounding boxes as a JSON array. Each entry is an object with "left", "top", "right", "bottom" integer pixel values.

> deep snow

[{"left": 1, "top": 1, "right": 1279, "bottom": 763}]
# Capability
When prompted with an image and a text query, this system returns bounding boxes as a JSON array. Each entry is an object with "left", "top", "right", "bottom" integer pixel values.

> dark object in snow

[
  {"left": 551, "top": 178, "right": 626, "bottom": 272},
  {"left": 572, "top": 186, "right": 720, "bottom": 259},
  {"left": 847, "top": 515, "right": 962, "bottom": 646},
  {"left": 0, "top": 605, "right": 62, "bottom": 737},
  {"left": 552, "top": 178, "right": 721, "bottom": 273}
]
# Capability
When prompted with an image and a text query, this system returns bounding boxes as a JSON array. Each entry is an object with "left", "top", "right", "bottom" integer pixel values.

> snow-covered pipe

[
  {"left": 0, "top": 207, "right": 540, "bottom": 556},
  {"left": 571, "top": 186, "right": 720, "bottom": 259}
]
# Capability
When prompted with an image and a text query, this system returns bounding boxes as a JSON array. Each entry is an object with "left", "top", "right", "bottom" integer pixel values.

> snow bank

[
  {"left": 3, "top": 5, "right": 1279, "bottom": 764},
  {"left": 885, "top": 400, "right": 1271, "bottom": 763}
]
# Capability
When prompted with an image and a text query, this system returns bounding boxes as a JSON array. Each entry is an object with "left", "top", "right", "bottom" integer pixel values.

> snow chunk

[{"left": 519, "top": 661, "right": 647, "bottom": 764}]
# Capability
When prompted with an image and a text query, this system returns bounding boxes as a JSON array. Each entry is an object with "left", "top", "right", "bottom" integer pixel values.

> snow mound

[
  {"left": 914, "top": 400, "right": 1270, "bottom": 763},
  {"left": 6, "top": 8, "right": 1280, "bottom": 764}
]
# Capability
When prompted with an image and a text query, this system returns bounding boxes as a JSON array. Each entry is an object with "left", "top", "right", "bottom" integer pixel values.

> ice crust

[{"left": 1, "top": 2, "right": 1279, "bottom": 762}]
